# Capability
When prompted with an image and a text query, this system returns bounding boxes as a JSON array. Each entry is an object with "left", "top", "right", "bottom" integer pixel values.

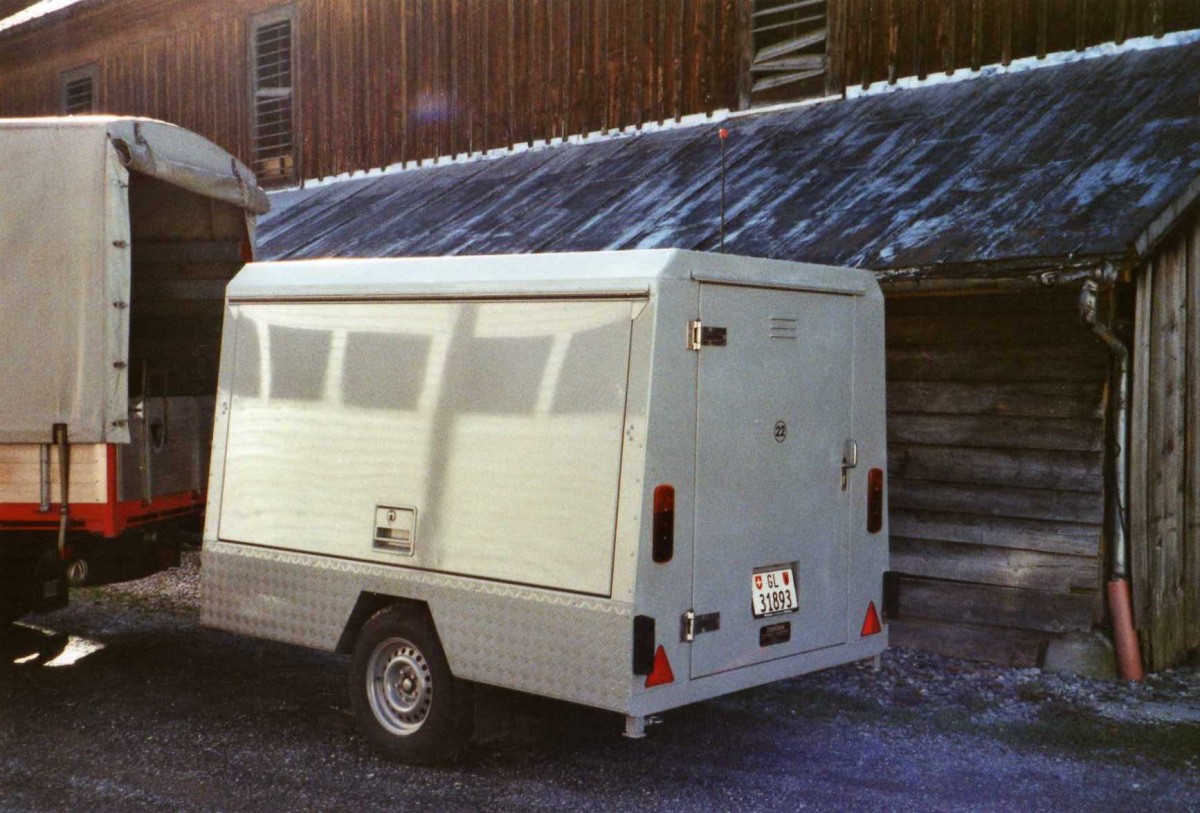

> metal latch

[
  {"left": 841, "top": 438, "right": 858, "bottom": 491},
  {"left": 688, "top": 320, "right": 727, "bottom": 351},
  {"left": 681, "top": 610, "right": 721, "bottom": 642}
]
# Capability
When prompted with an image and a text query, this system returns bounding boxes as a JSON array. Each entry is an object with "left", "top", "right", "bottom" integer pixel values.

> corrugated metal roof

[{"left": 259, "top": 39, "right": 1200, "bottom": 271}]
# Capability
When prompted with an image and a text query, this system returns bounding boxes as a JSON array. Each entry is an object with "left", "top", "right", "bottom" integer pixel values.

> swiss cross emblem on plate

[{"left": 754, "top": 574, "right": 763, "bottom": 590}]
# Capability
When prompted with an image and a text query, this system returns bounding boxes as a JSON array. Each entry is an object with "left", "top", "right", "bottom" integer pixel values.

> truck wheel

[{"left": 348, "top": 605, "right": 471, "bottom": 764}]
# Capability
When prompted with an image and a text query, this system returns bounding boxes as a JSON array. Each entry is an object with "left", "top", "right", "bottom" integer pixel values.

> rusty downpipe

[{"left": 1078, "top": 280, "right": 1144, "bottom": 681}]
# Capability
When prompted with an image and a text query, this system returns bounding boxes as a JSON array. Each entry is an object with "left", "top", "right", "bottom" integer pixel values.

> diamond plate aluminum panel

[{"left": 202, "top": 541, "right": 635, "bottom": 712}]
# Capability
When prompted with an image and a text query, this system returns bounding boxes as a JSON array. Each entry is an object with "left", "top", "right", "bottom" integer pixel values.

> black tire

[{"left": 348, "top": 605, "right": 472, "bottom": 764}]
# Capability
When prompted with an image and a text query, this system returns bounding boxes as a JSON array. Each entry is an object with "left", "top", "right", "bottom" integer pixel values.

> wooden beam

[
  {"left": 889, "top": 444, "right": 1103, "bottom": 493},
  {"left": 887, "top": 344, "right": 1107, "bottom": 385},
  {"left": 891, "top": 479, "right": 1103, "bottom": 524},
  {"left": 889, "top": 414, "right": 1103, "bottom": 453},
  {"left": 890, "top": 509, "right": 1101, "bottom": 557},
  {"left": 896, "top": 576, "right": 1095, "bottom": 633},
  {"left": 888, "top": 617, "right": 1046, "bottom": 667},
  {"left": 891, "top": 536, "right": 1100, "bottom": 592},
  {"left": 887, "top": 381, "right": 1102, "bottom": 420}
]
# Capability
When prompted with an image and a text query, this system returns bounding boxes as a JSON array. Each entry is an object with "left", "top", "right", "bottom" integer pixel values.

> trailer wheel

[{"left": 348, "top": 605, "right": 470, "bottom": 764}]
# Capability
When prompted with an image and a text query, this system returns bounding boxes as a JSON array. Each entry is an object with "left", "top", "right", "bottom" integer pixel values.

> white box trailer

[
  {"left": 0, "top": 117, "right": 266, "bottom": 624},
  {"left": 202, "top": 249, "right": 888, "bottom": 762}
]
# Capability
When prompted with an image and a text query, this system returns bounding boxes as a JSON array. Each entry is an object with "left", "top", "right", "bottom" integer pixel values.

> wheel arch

[{"left": 335, "top": 592, "right": 435, "bottom": 655}]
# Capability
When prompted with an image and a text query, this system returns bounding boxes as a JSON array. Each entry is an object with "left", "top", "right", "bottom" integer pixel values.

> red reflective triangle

[
  {"left": 861, "top": 601, "right": 882, "bottom": 636},
  {"left": 644, "top": 645, "right": 675, "bottom": 688}
]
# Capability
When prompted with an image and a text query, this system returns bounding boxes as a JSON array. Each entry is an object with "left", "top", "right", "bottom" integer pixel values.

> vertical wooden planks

[
  {"left": 643, "top": 0, "right": 655, "bottom": 125},
  {"left": 859, "top": 0, "right": 876, "bottom": 88},
  {"left": 732, "top": 0, "right": 751, "bottom": 110},
  {"left": 825, "top": 0, "right": 847, "bottom": 95},
  {"left": 1144, "top": 234, "right": 1190, "bottom": 669},
  {"left": 887, "top": 0, "right": 903, "bottom": 83},
  {"left": 1187, "top": 220, "right": 1200, "bottom": 654},
  {"left": 606, "top": 0, "right": 621, "bottom": 130},
  {"left": 840, "top": 0, "right": 866, "bottom": 87},
  {"left": 970, "top": 0, "right": 984, "bottom": 70},
  {"left": 1131, "top": 259, "right": 1153, "bottom": 634},
  {"left": 1035, "top": 0, "right": 1049, "bottom": 57}
]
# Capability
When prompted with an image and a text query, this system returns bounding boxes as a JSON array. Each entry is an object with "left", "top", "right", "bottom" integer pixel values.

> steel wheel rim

[{"left": 366, "top": 636, "right": 433, "bottom": 736}]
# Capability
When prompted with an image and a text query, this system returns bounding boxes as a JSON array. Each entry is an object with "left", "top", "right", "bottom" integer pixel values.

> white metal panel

[
  {"left": 690, "top": 284, "right": 855, "bottom": 678},
  {"left": 218, "top": 298, "right": 636, "bottom": 595}
]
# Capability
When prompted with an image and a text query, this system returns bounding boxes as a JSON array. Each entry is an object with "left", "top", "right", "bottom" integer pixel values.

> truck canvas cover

[{"left": 0, "top": 117, "right": 268, "bottom": 444}]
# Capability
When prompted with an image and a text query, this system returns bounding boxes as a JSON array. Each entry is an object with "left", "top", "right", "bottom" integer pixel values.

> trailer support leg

[{"left": 624, "top": 715, "right": 647, "bottom": 739}]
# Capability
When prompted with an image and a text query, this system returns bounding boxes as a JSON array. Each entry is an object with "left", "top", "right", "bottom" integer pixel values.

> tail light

[
  {"left": 652, "top": 484, "right": 674, "bottom": 563},
  {"left": 867, "top": 467, "right": 884, "bottom": 534}
]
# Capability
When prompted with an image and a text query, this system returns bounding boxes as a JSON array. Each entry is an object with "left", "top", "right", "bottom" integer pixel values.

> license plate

[{"left": 752, "top": 567, "right": 798, "bottom": 618}]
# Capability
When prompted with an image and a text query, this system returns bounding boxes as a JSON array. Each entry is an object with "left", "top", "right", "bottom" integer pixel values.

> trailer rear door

[{"left": 691, "top": 283, "right": 856, "bottom": 678}]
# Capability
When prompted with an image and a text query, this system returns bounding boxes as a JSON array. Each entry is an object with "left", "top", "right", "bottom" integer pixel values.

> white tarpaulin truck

[
  {"left": 202, "top": 249, "right": 889, "bottom": 763},
  {"left": 0, "top": 117, "right": 266, "bottom": 624}
]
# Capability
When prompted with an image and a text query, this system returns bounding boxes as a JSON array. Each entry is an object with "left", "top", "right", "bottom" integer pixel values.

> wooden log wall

[
  {"left": 296, "top": 0, "right": 742, "bottom": 178},
  {"left": 1130, "top": 210, "right": 1200, "bottom": 671},
  {"left": 828, "top": 0, "right": 1200, "bottom": 94},
  {"left": 0, "top": 0, "right": 744, "bottom": 184},
  {"left": 885, "top": 290, "right": 1109, "bottom": 667}
]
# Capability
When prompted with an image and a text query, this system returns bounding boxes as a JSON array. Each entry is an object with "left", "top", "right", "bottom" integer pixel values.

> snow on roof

[
  {"left": 258, "top": 37, "right": 1200, "bottom": 273},
  {"left": 0, "top": 0, "right": 91, "bottom": 35}
]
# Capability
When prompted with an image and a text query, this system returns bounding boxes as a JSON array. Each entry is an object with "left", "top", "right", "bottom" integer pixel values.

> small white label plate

[{"left": 751, "top": 567, "right": 798, "bottom": 618}]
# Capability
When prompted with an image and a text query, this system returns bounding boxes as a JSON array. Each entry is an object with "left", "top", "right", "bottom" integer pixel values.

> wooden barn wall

[
  {"left": 827, "top": 0, "right": 1200, "bottom": 94},
  {"left": 0, "top": 0, "right": 743, "bottom": 183},
  {"left": 1131, "top": 210, "right": 1200, "bottom": 670},
  {"left": 884, "top": 290, "right": 1109, "bottom": 667}
]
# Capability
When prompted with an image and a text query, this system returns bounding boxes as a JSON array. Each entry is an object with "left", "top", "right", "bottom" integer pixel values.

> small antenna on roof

[{"left": 718, "top": 128, "right": 729, "bottom": 253}]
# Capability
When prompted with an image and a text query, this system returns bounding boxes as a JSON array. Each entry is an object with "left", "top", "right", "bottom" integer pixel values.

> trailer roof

[
  {"left": 231, "top": 250, "right": 873, "bottom": 301},
  {"left": 258, "top": 35, "right": 1200, "bottom": 275},
  {"left": 0, "top": 116, "right": 268, "bottom": 213}
]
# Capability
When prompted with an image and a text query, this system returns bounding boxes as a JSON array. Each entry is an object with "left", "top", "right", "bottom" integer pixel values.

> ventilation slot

[
  {"left": 252, "top": 17, "right": 294, "bottom": 183},
  {"left": 751, "top": 0, "right": 828, "bottom": 105},
  {"left": 61, "top": 66, "right": 97, "bottom": 115},
  {"left": 769, "top": 317, "right": 798, "bottom": 340}
]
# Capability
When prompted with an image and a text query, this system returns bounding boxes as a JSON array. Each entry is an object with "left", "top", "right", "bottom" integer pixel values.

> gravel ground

[{"left": 1, "top": 553, "right": 1197, "bottom": 813}]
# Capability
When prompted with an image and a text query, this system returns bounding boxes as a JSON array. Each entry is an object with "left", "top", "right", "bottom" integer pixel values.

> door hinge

[
  {"left": 687, "top": 320, "right": 727, "bottom": 351},
  {"left": 681, "top": 610, "right": 721, "bottom": 642}
]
